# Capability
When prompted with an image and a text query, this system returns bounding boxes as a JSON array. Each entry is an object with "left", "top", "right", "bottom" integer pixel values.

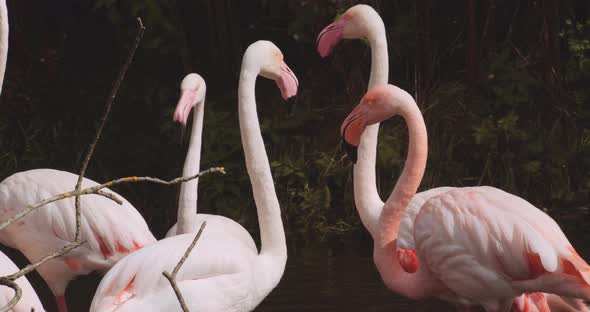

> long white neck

[
  {"left": 238, "top": 66, "right": 287, "bottom": 260},
  {"left": 0, "top": 0, "right": 8, "bottom": 95},
  {"left": 353, "top": 22, "right": 388, "bottom": 237},
  {"left": 176, "top": 96, "right": 205, "bottom": 235}
]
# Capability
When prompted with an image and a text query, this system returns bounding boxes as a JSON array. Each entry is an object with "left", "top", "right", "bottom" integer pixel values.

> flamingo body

[
  {"left": 0, "top": 169, "right": 156, "bottom": 306},
  {"left": 90, "top": 232, "right": 261, "bottom": 312},
  {"left": 166, "top": 215, "right": 257, "bottom": 252},
  {"left": 413, "top": 186, "right": 590, "bottom": 310},
  {"left": 0, "top": 251, "right": 44, "bottom": 312}
]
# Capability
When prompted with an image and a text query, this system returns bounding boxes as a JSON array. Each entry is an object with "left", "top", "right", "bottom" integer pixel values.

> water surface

[{"left": 4, "top": 209, "right": 590, "bottom": 311}]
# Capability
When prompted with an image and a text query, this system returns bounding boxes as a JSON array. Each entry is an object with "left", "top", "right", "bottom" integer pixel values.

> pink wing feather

[
  {"left": 413, "top": 186, "right": 590, "bottom": 308},
  {"left": 0, "top": 169, "right": 156, "bottom": 287}
]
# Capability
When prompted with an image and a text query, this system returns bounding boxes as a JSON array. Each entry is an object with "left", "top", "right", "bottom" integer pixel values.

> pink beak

[
  {"left": 172, "top": 89, "right": 198, "bottom": 126},
  {"left": 276, "top": 61, "right": 298, "bottom": 99},
  {"left": 340, "top": 103, "right": 369, "bottom": 163},
  {"left": 317, "top": 19, "right": 346, "bottom": 58}
]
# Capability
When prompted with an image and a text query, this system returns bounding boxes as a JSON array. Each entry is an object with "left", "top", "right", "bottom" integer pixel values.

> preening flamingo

[
  {"left": 89, "top": 40, "right": 298, "bottom": 311},
  {"left": 0, "top": 170, "right": 157, "bottom": 312},
  {"left": 340, "top": 84, "right": 590, "bottom": 312},
  {"left": 0, "top": 2, "right": 156, "bottom": 311},
  {"left": 165, "top": 73, "right": 256, "bottom": 253},
  {"left": 0, "top": 251, "right": 44, "bottom": 312},
  {"left": 320, "top": 5, "right": 588, "bottom": 311}
]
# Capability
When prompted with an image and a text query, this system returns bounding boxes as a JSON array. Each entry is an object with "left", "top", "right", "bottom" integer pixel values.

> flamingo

[
  {"left": 0, "top": 251, "right": 45, "bottom": 312},
  {"left": 89, "top": 40, "right": 298, "bottom": 311},
  {"left": 319, "top": 5, "right": 588, "bottom": 311},
  {"left": 164, "top": 73, "right": 256, "bottom": 253},
  {"left": 0, "top": 2, "right": 156, "bottom": 311},
  {"left": 340, "top": 84, "right": 590, "bottom": 312}
]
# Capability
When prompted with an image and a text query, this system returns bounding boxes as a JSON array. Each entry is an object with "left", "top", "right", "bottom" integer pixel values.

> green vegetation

[{"left": 0, "top": 1, "right": 588, "bottom": 251}]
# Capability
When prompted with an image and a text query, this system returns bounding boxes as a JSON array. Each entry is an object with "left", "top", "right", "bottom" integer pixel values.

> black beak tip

[{"left": 342, "top": 140, "right": 358, "bottom": 164}]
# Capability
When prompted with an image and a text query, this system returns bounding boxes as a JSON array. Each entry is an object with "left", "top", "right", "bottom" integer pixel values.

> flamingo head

[
  {"left": 173, "top": 73, "right": 206, "bottom": 126},
  {"left": 317, "top": 4, "right": 383, "bottom": 57},
  {"left": 340, "top": 84, "right": 413, "bottom": 163},
  {"left": 244, "top": 41, "right": 299, "bottom": 99}
]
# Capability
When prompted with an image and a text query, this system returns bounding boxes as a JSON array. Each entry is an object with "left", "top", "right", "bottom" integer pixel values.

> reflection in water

[{"left": 2, "top": 211, "right": 589, "bottom": 311}]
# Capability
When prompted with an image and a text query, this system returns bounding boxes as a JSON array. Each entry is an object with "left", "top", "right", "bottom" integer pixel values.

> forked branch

[{"left": 163, "top": 221, "right": 208, "bottom": 312}]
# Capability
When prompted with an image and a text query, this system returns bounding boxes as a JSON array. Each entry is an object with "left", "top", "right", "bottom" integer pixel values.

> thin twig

[
  {"left": 0, "top": 242, "right": 84, "bottom": 312},
  {"left": 0, "top": 278, "right": 20, "bottom": 312},
  {"left": 163, "top": 221, "right": 207, "bottom": 312},
  {"left": 0, "top": 167, "right": 225, "bottom": 231},
  {"left": 74, "top": 17, "right": 146, "bottom": 242},
  {"left": 5, "top": 242, "right": 84, "bottom": 281}
]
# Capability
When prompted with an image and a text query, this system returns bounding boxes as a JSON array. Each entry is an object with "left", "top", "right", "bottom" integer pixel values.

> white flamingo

[
  {"left": 164, "top": 73, "right": 256, "bottom": 252},
  {"left": 89, "top": 40, "right": 298, "bottom": 311}
]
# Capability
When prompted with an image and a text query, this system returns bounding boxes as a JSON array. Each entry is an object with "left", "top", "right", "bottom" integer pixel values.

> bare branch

[
  {"left": 5, "top": 242, "right": 84, "bottom": 281},
  {"left": 163, "top": 221, "right": 207, "bottom": 312},
  {"left": 74, "top": 17, "right": 146, "bottom": 242},
  {"left": 0, "top": 167, "right": 225, "bottom": 231}
]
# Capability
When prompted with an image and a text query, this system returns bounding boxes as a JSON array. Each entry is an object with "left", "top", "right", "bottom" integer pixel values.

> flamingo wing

[
  {"left": 397, "top": 187, "right": 455, "bottom": 273},
  {"left": 90, "top": 230, "right": 259, "bottom": 312},
  {"left": 0, "top": 169, "right": 156, "bottom": 269},
  {"left": 413, "top": 186, "right": 590, "bottom": 309}
]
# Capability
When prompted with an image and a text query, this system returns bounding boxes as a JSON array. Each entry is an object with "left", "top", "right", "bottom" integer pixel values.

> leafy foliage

[{"left": 0, "top": 0, "right": 588, "bottom": 251}]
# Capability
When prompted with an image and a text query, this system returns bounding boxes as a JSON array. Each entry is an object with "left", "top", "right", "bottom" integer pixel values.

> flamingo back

[
  {"left": 90, "top": 232, "right": 260, "bottom": 312},
  {"left": 413, "top": 186, "right": 590, "bottom": 306},
  {"left": 0, "top": 169, "right": 156, "bottom": 274}
]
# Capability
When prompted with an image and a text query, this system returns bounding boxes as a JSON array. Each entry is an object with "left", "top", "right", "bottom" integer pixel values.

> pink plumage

[
  {"left": 413, "top": 186, "right": 590, "bottom": 310},
  {"left": 0, "top": 169, "right": 156, "bottom": 311}
]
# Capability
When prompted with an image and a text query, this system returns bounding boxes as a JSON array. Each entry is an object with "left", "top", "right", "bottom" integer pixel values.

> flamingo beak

[
  {"left": 317, "top": 18, "right": 347, "bottom": 58},
  {"left": 276, "top": 61, "right": 299, "bottom": 99},
  {"left": 340, "top": 103, "right": 369, "bottom": 164},
  {"left": 172, "top": 88, "right": 198, "bottom": 126}
]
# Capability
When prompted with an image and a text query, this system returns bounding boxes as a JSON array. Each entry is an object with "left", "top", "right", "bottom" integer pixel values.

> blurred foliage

[{"left": 0, "top": 0, "right": 588, "bottom": 253}]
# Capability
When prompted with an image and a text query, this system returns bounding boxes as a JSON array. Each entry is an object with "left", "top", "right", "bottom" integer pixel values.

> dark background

[{"left": 0, "top": 0, "right": 589, "bottom": 310}]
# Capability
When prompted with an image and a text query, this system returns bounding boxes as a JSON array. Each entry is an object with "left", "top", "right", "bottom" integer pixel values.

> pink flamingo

[
  {"left": 340, "top": 84, "right": 590, "bottom": 312},
  {"left": 319, "top": 5, "right": 588, "bottom": 311},
  {"left": 89, "top": 40, "right": 298, "bottom": 311},
  {"left": 0, "top": 170, "right": 157, "bottom": 312},
  {"left": 0, "top": 2, "right": 156, "bottom": 311},
  {"left": 164, "top": 73, "right": 257, "bottom": 253},
  {"left": 0, "top": 250, "right": 44, "bottom": 312}
]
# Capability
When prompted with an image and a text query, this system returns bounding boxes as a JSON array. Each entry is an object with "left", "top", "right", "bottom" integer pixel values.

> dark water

[
  {"left": 3, "top": 209, "right": 590, "bottom": 311},
  {"left": 258, "top": 255, "right": 455, "bottom": 312}
]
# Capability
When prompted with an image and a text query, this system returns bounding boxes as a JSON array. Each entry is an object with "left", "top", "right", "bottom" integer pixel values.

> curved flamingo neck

[
  {"left": 176, "top": 95, "right": 205, "bottom": 235},
  {"left": 378, "top": 98, "right": 427, "bottom": 247},
  {"left": 0, "top": 0, "right": 8, "bottom": 95},
  {"left": 372, "top": 94, "right": 431, "bottom": 298},
  {"left": 353, "top": 22, "right": 388, "bottom": 238},
  {"left": 237, "top": 65, "right": 286, "bottom": 260}
]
